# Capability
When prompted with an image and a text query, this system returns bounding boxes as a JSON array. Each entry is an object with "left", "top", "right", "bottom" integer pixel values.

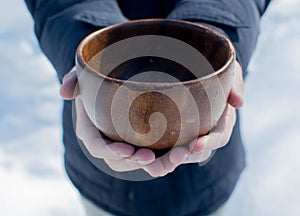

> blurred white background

[{"left": 0, "top": 0, "right": 299, "bottom": 215}]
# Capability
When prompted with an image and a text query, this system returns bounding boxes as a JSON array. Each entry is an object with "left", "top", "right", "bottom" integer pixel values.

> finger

[
  {"left": 189, "top": 136, "right": 208, "bottom": 153},
  {"left": 205, "top": 105, "right": 236, "bottom": 151},
  {"left": 103, "top": 148, "right": 155, "bottom": 172},
  {"left": 75, "top": 98, "right": 133, "bottom": 160},
  {"left": 143, "top": 159, "right": 167, "bottom": 178},
  {"left": 107, "top": 142, "right": 135, "bottom": 158},
  {"left": 104, "top": 149, "right": 155, "bottom": 172},
  {"left": 127, "top": 148, "right": 156, "bottom": 164},
  {"left": 183, "top": 150, "right": 213, "bottom": 164},
  {"left": 169, "top": 147, "right": 190, "bottom": 165},
  {"left": 192, "top": 105, "right": 236, "bottom": 152},
  {"left": 161, "top": 155, "right": 177, "bottom": 173},
  {"left": 228, "top": 61, "right": 244, "bottom": 108},
  {"left": 144, "top": 150, "right": 184, "bottom": 178},
  {"left": 103, "top": 158, "right": 141, "bottom": 172},
  {"left": 60, "top": 66, "right": 79, "bottom": 99}
]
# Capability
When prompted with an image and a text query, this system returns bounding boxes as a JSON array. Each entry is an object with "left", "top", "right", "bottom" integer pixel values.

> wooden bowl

[{"left": 76, "top": 19, "right": 235, "bottom": 150}]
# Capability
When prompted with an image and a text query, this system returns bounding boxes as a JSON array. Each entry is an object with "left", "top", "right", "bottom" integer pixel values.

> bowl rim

[{"left": 76, "top": 18, "right": 235, "bottom": 87}]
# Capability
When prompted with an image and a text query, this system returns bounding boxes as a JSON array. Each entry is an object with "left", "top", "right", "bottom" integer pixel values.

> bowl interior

[{"left": 80, "top": 19, "right": 232, "bottom": 83}]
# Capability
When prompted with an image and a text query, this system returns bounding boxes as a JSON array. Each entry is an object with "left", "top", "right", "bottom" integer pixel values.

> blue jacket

[{"left": 25, "top": 1, "right": 271, "bottom": 215}]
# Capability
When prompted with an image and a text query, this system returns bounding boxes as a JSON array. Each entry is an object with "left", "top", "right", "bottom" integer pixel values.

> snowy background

[{"left": 0, "top": 0, "right": 299, "bottom": 215}]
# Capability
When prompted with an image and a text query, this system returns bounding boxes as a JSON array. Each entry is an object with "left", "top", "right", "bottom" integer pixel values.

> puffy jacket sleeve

[
  {"left": 167, "top": 0, "right": 271, "bottom": 77},
  {"left": 25, "top": 0, "right": 129, "bottom": 82}
]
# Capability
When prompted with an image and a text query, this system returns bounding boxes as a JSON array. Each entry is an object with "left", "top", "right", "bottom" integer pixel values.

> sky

[{"left": 0, "top": 0, "right": 299, "bottom": 215}]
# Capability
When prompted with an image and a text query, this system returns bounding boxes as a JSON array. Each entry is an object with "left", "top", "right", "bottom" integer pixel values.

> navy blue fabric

[{"left": 25, "top": 0, "right": 271, "bottom": 215}]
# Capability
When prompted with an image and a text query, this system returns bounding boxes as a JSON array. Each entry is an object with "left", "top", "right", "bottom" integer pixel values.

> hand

[
  {"left": 60, "top": 61, "right": 243, "bottom": 177},
  {"left": 143, "top": 61, "right": 244, "bottom": 177},
  {"left": 60, "top": 67, "right": 155, "bottom": 172}
]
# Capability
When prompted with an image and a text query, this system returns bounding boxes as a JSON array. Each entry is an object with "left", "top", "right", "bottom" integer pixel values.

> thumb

[
  {"left": 228, "top": 61, "right": 244, "bottom": 108},
  {"left": 59, "top": 66, "right": 79, "bottom": 100}
]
